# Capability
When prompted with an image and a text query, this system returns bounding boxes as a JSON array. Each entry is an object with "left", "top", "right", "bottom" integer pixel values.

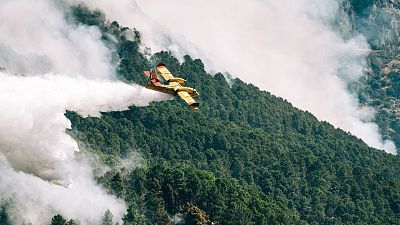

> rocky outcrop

[{"left": 335, "top": 0, "right": 400, "bottom": 148}]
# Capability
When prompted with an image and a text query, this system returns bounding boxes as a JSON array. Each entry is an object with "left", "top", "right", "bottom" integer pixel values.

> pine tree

[
  {"left": 50, "top": 215, "right": 67, "bottom": 225},
  {"left": 102, "top": 210, "right": 113, "bottom": 225}
]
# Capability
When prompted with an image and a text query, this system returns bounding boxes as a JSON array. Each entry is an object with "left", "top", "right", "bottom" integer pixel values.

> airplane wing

[
  {"left": 177, "top": 91, "right": 199, "bottom": 110},
  {"left": 157, "top": 64, "right": 175, "bottom": 81}
]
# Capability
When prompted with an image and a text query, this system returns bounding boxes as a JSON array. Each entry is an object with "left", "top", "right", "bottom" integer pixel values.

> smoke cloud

[
  {"left": 0, "top": 73, "right": 169, "bottom": 184},
  {"left": 77, "top": 0, "right": 396, "bottom": 154},
  {"left": 0, "top": 0, "right": 116, "bottom": 79},
  {"left": 0, "top": 155, "right": 126, "bottom": 225},
  {"left": 0, "top": 0, "right": 170, "bottom": 224}
]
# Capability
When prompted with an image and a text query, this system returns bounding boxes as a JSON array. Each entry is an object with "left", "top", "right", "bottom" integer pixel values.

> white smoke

[
  {"left": 65, "top": 0, "right": 191, "bottom": 59},
  {"left": 75, "top": 0, "right": 396, "bottom": 154},
  {"left": 0, "top": 0, "right": 171, "bottom": 224},
  {"left": 0, "top": 73, "right": 169, "bottom": 184},
  {"left": 0, "top": 0, "right": 116, "bottom": 79},
  {"left": 0, "top": 155, "right": 126, "bottom": 225}
]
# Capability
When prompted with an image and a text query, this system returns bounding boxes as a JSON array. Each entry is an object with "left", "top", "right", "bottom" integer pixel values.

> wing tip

[{"left": 190, "top": 102, "right": 200, "bottom": 110}]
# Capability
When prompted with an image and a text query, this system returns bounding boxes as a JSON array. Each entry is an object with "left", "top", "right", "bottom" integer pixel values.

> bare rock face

[{"left": 335, "top": 0, "right": 400, "bottom": 147}]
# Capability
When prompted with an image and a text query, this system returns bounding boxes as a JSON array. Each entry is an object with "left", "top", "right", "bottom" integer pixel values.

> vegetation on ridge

[
  {"left": 58, "top": 4, "right": 400, "bottom": 224},
  {"left": 3, "top": 3, "right": 399, "bottom": 225}
]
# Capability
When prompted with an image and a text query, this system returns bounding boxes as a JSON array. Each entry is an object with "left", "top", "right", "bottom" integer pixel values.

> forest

[
  {"left": 51, "top": 4, "right": 400, "bottom": 225},
  {"left": 1, "top": 2, "right": 399, "bottom": 225}
]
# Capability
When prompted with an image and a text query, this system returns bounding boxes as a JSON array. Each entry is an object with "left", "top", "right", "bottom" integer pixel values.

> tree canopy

[{"left": 63, "top": 4, "right": 400, "bottom": 224}]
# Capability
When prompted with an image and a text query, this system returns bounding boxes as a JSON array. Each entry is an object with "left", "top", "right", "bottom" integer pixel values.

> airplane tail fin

[
  {"left": 144, "top": 69, "right": 158, "bottom": 79},
  {"left": 150, "top": 69, "right": 158, "bottom": 79}
]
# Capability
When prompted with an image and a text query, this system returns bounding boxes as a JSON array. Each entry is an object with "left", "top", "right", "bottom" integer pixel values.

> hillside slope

[{"left": 62, "top": 5, "right": 400, "bottom": 225}]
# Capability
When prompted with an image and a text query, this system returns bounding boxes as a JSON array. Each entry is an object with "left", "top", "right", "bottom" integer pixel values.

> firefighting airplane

[{"left": 144, "top": 64, "right": 200, "bottom": 110}]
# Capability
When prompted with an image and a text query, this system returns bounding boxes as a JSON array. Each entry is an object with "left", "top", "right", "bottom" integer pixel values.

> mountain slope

[{"left": 63, "top": 5, "right": 400, "bottom": 225}]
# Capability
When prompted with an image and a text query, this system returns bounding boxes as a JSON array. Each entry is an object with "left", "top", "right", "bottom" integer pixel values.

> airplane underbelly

[{"left": 145, "top": 85, "right": 176, "bottom": 95}]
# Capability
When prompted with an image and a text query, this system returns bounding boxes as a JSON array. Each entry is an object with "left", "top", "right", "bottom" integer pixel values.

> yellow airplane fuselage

[{"left": 143, "top": 64, "right": 200, "bottom": 110}]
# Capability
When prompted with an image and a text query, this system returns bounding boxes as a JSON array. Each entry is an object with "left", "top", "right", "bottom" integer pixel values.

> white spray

[{"left": 0, "top": 0, "right": 170, "bottom": 224}]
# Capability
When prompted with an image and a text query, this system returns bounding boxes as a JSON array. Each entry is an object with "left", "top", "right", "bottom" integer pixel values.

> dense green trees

[
  {"left": 98, "top": 161, "right": 304, "bottom": 225},
  {"left": 46, "top": 3, "right": 400, "bottom": 225}
]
